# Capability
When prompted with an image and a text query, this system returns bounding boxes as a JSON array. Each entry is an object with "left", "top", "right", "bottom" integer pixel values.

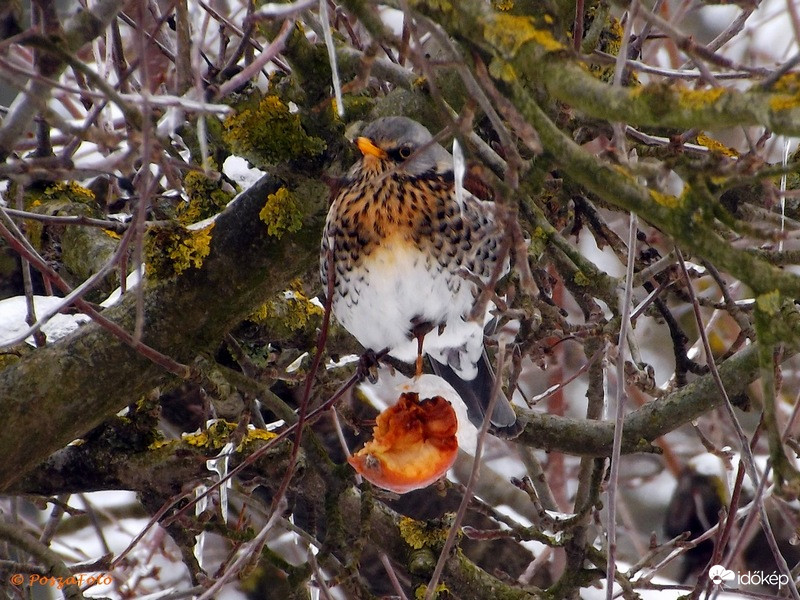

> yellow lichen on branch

[
  {"left": 399, "top": 516, "right": 452, "bottom": 549},
  {"left": 676, "top": 87, "right": 726, "bottom": 109},
  {"left": 649, "top": 189, "right": 681, "bottom": 209},
  {"left": 769, "top": 72, "right": 800, "bottom": 110},
  {"left": 756, "top": 290, "right": 782, "bottom": 316},
  {"left": 483, "top": 13, "right": 564, "bottom": 57},
  {"left": 259, "top": 186, "right": 303, "bottom": 239},
  {"left": 181, "top": 162, "right": 235, "bottom": 224},
  {"left": 249, "top": 279, "right": 322, "bottom": 336},
  {"left": 223, "top": 95, "right": 326, "bottom": 168},
  {"left": 41, "top": 181, "right": 96, "bottom": 205},
  {"left": 146, "top": 223, "right": 215, "bottom": 278},
  {"left": 414, "top": 584, "right": 448, "bottom": 600},
  {"left": 181, "top": 420, "right": 276, "bottom": 452},
  {"left": 696, "top": 134, "right": 739, "bottom": 157}
]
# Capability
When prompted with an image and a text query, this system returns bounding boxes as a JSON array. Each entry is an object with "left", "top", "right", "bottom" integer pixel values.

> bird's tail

[{"left": 430, "top": 352, "right": 522, "bottom": 438}]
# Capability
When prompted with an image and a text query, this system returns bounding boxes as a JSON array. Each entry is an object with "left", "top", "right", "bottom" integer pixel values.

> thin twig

[
  {"left": 194, "top": 497, "right": 287, "bottom": 600},
  {"left": 424, "top": 343, "right": 506, "bottom": 600},
  {"left": 0, "top": 521, "right": 87, "bottom": 600},
  {"left": 379, "top": 553, "right": 410, "bottom": 600},
  {"left": 215, "top": 19, "right": 294, "bottom": 98},
  {"left": 606, "top": 211, "right": 638, "bottom": 600},
  {"left": 264, "top": 245, "right": 337, "bottom": 520},
  {"left": 676, "top": 248, "right": 800, "bottom": 600}
]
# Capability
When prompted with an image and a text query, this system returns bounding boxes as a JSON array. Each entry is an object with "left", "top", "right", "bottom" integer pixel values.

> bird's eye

[{"left": 398, "top": 146, "right": 412, "bottom": 159}]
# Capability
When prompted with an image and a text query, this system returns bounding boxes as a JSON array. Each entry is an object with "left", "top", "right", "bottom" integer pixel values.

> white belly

[{"left": 333, "top": 242, "right": 484, "bottom": 379}]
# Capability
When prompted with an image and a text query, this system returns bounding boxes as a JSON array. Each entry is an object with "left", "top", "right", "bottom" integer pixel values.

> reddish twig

[{"left": 423, "top": 343, "right": 506, "bottom": 600}]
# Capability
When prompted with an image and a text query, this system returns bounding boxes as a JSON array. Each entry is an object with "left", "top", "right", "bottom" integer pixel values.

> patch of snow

[
  {"left": 0, "top": 296, "right": 89, "bottom": 346},
  {"left": 101, "top": 267, "right": 143, "bottom": 308},
  {"left": 285, "top": 352, "right": 309, "bottom": 373},
  {"left": 222, "top": 155, "right": 267, "bottom": 189}
]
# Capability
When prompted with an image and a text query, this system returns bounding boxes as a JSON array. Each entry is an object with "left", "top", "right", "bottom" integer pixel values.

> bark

[{"left": 0, "top": 174, "right": 327, "bottom": 490}]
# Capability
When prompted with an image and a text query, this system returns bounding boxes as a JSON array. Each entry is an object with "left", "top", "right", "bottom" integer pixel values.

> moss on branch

[
  {"left": 402, "top": 0, "right": 800, "bottom": 135},
  {"left": 516, "top": 341, "right": 764, "bottom": 454},
  {"left": 500, "top": 71, "right": 800, "bottom": 303},
  {"left": 11, "top": 437, "right": 543, "bottom": 598},
  {"left": 0, "top": 174, "right": 327, "bottom": 490}
]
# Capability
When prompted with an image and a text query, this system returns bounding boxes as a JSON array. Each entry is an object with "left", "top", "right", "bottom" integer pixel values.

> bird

[{"left": 320, "top": 116, "right": 520, "bottom": 436}]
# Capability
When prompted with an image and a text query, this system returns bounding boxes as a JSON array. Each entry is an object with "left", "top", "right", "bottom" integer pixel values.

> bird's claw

[{"left": 357, "top": 349, "right": 382, "bottom": 384}]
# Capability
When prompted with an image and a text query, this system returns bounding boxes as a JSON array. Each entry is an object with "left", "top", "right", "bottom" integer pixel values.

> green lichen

[
  {"left": 601, "top": 16, "right": 623, "bottom": 56},
  {"left": 484, "top": 13, "right": 564, "bottom": 57},
  {"left": 585, "top": 15, "right": 635, "bottom": 84},
  {"left": 488, "top": 56, "right": 518, "bottom": 83},
  {"left": 398, "top": 516, "right": 452, "bottom": 550},
  {"left": 145, "top": 222, "right": 214, "bottom": 279},
  {"left": 696, "top": 133, "right": 739, "bottom": 157},
  {"left": 676, "top": 87, "right": 726, "bottom": 109},
  {"left": 573, "top": 271, "right": 589, "bottom": 287},
  {"left": 249, "top": 279, "right": 323, "bottom": 336},
  {"left": 23, "top": 218, "right": 44, "bottom": 250},
  {"left": 492, "top": 0, "right": 514, "bottom": 9},
  {"left": 756, "top": 290, "right": 781, "bottom": 316},
  {"left": 19, "top": 182, "right": 108, "bottom": 262},
  {"left": 180, "top": 161, "right": 235, "bottom": 224},
  {"left": 0, "top": 352, "right": 22, "bottom": 370},
  {"left": 223, "top": 95, "right": 326, "bottom": 168},
  {"left": 339, "top": 95, "right": 375, "bottom": 121},
  {"left": 414, "top": 584, "right": 448, "bottom": 600},
  {"left": 259, "top": 186, "right": 303, "bottom": 239}
]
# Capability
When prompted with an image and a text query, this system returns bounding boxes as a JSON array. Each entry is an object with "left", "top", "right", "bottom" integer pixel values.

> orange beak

[{"left": 356, "top": 137, "right": 387, "bottom": 159}]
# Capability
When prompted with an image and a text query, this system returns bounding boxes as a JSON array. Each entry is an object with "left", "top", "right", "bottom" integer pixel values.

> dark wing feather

[{"left": 430, "top": 351, "right": 521, "bottom": 438}]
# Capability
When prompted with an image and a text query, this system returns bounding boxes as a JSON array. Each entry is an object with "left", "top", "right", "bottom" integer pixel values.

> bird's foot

[
  {"left": 409, "top": 319, "right": 435, "bottom": 378},
  {"left": 357, "top": 349, "right": 384, "bottom": 384}
]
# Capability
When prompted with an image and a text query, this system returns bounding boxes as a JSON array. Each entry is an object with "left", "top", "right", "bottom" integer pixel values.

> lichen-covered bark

[
  {"left": 512, "top": 341, "right": 757, "bottom": 454},
  {"left": 0, "top": 174, "right": 327, "bottom": 490},
  {"left": 403, "top": 0, "right": 800, "bottom": 135}
]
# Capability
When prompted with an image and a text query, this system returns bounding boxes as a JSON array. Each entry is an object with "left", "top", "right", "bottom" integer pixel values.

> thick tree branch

[
  {"left": 10, "top": 435, "right": 543, "bottom": 598},
  {"left": 516, "top": 341, "right": 763, "bottom": 455},
  {"left": 406, "top": 0, "right": 800, "bottom": 136},
  {"left": 0, "top": 174, "right": 327, "bottom": 490},
  {"left": 6, "top": 336, "right": 768, "bottom": 494}
]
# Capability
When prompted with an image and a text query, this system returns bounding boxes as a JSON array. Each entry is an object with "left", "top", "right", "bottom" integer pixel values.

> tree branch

[
  {"left": 0, "top": 0, "right": 127, "bottom": 160},
  {"left": 0, "top": 174, "right": 327, "bottom": 490}
]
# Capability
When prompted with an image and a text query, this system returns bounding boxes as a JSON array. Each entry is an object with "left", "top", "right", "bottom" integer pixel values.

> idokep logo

[
  {"left": 709, "top": 565, "right": 735, "bottom": 585},
  {"left": 709, "top": 564, "right": 790, "bottom": 588}
]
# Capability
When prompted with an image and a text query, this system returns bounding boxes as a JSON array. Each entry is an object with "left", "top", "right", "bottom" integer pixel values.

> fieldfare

[{"left": 320, "top": 116, "right": 519, "bottom": 436}]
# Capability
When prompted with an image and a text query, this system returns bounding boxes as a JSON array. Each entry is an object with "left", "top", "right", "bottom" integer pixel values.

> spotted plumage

[{"left": 320, "top": 117, "right": 518, "bottom": 434}]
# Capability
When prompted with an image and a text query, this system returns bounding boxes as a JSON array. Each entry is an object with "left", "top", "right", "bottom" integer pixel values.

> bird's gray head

[{"left": 356, "top": 116, "right": 453, "bottom": 177}]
